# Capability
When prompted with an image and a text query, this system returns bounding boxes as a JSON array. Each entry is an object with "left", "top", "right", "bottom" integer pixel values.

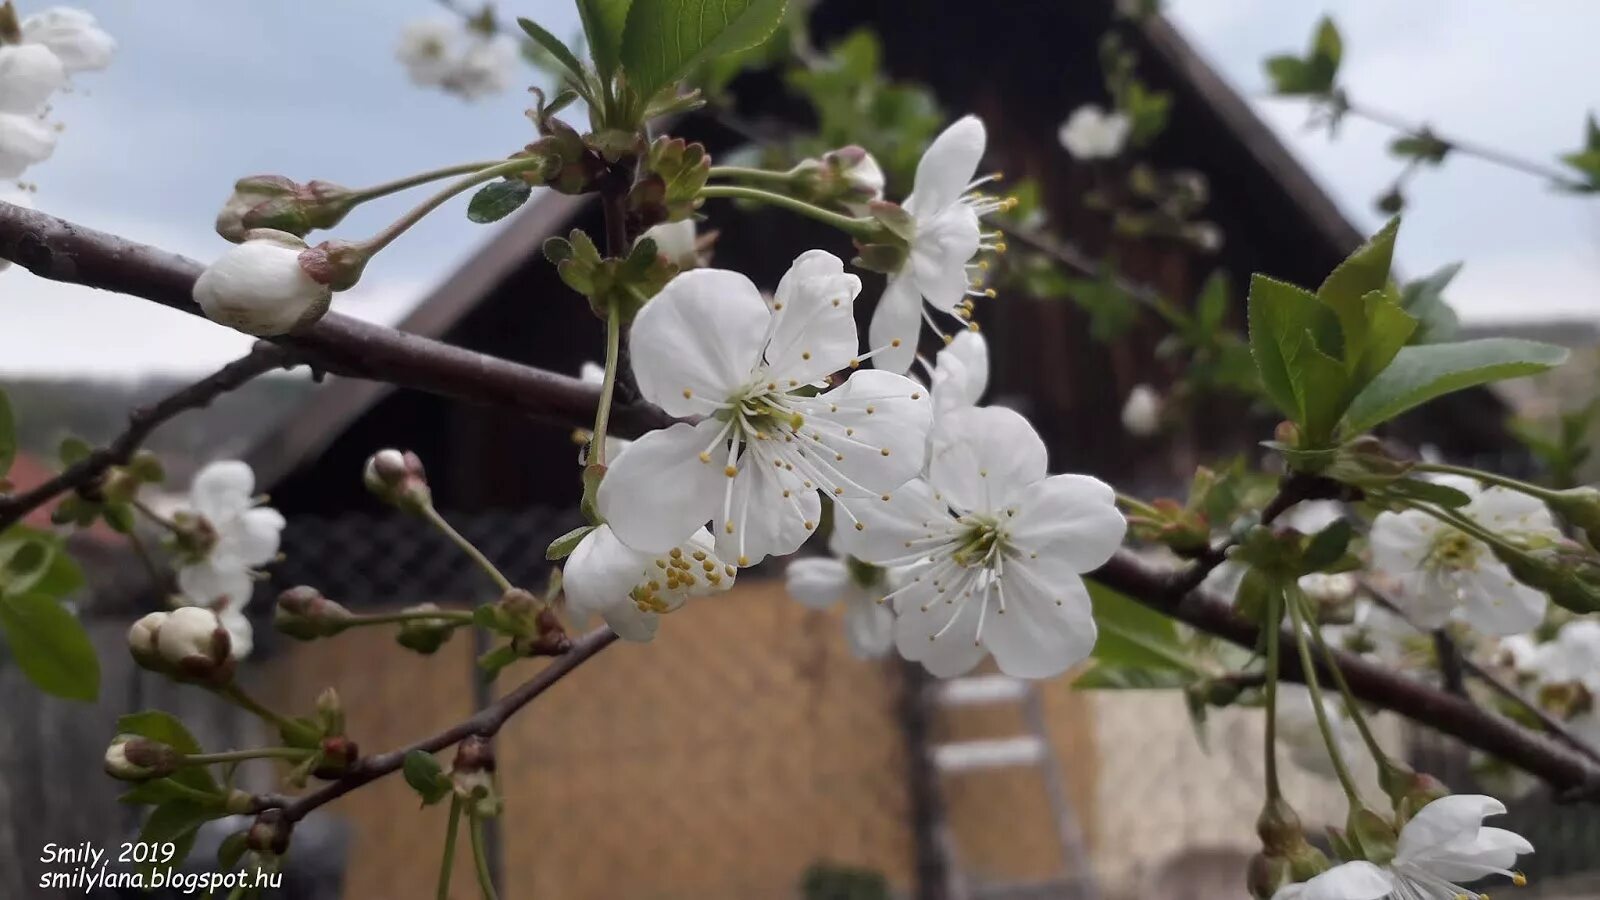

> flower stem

[
  {"left": 589, "top": 302, "right": 623, "bottom": 468},
  {"left": 130, "top": 496, "right": 185, "bottom": 536},
  {"left": 348, "top": 161, "right": 507, "bottom": 206},
  {"left": 181, "top": 747, "right": 314, "bottom": 765},
  {"left": 1405, "top": 499, "right": 1538, "bottom": 567},
  {"left": 349, "top": 608, "right": 476, "bottom": 628},
  {"left": 216, "top": 684, "right": 320, "bottom": 747},
  {"left": 361, "top": 156, "right": 548, "bottom": 257},
  {"left": 469, "top": 813, "right": 500, "bottom": 900},
  {"left": 1114, "top": 491, "right": 1163, "bottom": 521},
  {"left": 697, "top": 184, "right": 875, "bottom": 238},
  {"left": 707, "top": 165, "right": 798, "bottom": 186},
  {"left": 1286, "top": 587, "right": 1364, "bottom": 804},
  {"left": 437, "top": 797, "right": 463, "bottom": 900},
  {"left": 421, "top": 504, "right": 515, "bottom": 595},
  {"left": 1263, "top": 586, "right": 1284, "bottom": 803},
  {"left": 1412, "top": 461, "right": 1562, "bottom": 503}
]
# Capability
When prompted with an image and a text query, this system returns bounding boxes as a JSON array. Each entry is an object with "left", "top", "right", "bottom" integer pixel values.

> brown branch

[
  {"left": 252, "top": 626, "right": 618, "bottom": 823},
  {"left": 0, "top": 202, "right": 674, "bottom": 439},
  {"left": 0, "top": 342, "right": 293, "bottom": 532},
  {"left": 7, "top": 203, "right": 1600, "bottom": 802}
]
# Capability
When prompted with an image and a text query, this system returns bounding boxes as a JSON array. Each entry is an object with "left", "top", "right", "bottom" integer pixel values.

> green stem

[
  {"left": 158, "top": 779, "right": 227, "bottom": 806},
  {"left": 1286, "top": 587, "right": 1363, "bottom": 804},
  {"left": 348, "top": 608, "right": 476, "bottom": 628},
  {"left": 468, "top": 813, "right": 500, "bottom": 900},
  {"left": 180, "top": 747, "right": 314, "bottom": 765},
  {"left": 422, "top": 504, "right": 514, "bottom": 594},
  {"left": 131, "top": 497, "right": 185, "bottom": 537},
  {"left": 697, "top": 184, "right": 875, "bottom": 238},
  {"left": 216, "top": 685, "right": 319, "bottom": 747},
  {"left": 361, "top": 156, "right": 548, "bottom": 257},
  {"left": 437, "top": 797, "right": 463, "bottom": 900},
  {"left": 1302, "top": 597, "right": 1395, "bottom": 773},
  {"left": 1407, "top": 499, "right": 1539, "bottom": 567},
  {"left": 707, "top": 165, "right": 799, "bottom": 186},
  {"left": 589, "top": 303, "right": 623, "bottom": 468},
  {"left": 1114, "top": 492, "right": 1163, "bottom": 521},
  {"left": 348, "top": 161, "right": 506, "bottom": 206},
  {"left": 1412, "top": 461, "right": 1562, "bottom": 503},
  {"left": 1263, "top": 587, "right": 1284, "bottom": 803}
]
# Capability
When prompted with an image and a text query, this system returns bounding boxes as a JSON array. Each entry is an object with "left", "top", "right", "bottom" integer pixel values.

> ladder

[{"left": 915, "top": 673, "right": 1099, "bottom": 900}]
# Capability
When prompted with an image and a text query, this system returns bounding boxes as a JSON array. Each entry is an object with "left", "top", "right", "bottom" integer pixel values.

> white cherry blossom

[
  {"left": 598, "top": 250, "right": 933, "bottom": 565},
  {"left": 638, "top": 219, "right": 699, "bottom": 269},
  {"left": 564, "top": 522, "right": 735, "bottom": 642},
  {"left": 175, "top": 461, "right": 286, "bottom": 617},
  {"left": 1058, "top": 104, "right": 1131, "bottom": 160},
  {"left": 1370, "top": 478, "right": 1560, "bottom": 635},
  {"left": 192, "top": 230, "right": 332, "bottom": 336},
  {"left": 396, "top": 19, "right": 460, "bottom": 87},
  {"left": 834, "top": 406, "right": 1125, "bottom": 678},
  {"left": 0, "top": 43, "right": 65, "bottom": 114},
  {"left": 1273, "top": 795, "right": 1532, "bottom": 900},
  {"left": 396, "top": 18, "right": 518, "bottom": 101},
  {"left": 871, "top": 115, "right": 1008, "bottom": 374},
  {"left": 1120, "top": 383, "right": 1162, "bottom": 436},
  {"left": 0, "top": 112, "right": 55, "bottom": 178},
  {"left": 1202, "top": 501, "right": 1348, "bottom": 602},
  {"left": 784, "top": 524, "right": 895, "bottom": 659},
  {"left": 21, "top": 7, "right": 116, "bottom": 73},
  {"left": 1275, "top": 683, "right": 1363, "bottom": 779}
]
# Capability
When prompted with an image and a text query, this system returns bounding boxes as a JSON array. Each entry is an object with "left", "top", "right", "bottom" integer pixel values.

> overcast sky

[{"left": 1, "top": 0, "right": 1595, "bottom": 377}]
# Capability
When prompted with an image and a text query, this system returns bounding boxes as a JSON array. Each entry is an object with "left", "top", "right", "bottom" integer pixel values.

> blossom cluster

[
  {"left": 0, "top": 5, "right": 113, "bottom": 181},
  {"left": 395, "top": 18, "right": 518, "bottom": 101}
]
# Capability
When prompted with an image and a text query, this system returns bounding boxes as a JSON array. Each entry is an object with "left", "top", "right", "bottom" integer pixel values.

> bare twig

[
  {"left": 1338, "top": 99, "right": 1584, "bottom": 190},
  {"left": 0, "top": 342, "right": 293, "bottom": 532},
  {"left": 6, "top": 204, "right": 1600, "bottom": 801}
]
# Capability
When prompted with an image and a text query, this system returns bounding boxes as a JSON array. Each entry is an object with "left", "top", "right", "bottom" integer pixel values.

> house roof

[{"left": 240, "top": 3, "right": 1372, "bottom": 491}]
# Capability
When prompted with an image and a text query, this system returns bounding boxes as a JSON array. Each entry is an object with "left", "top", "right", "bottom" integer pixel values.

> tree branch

[
  {"left": 253, "top": 626, "right": 618, "bottom": 823},
  {"left": 0, "top": 202, "right": 675, "bottom": 438},
  {"left": 0, "top": 341, "right": 294, "bottom": 531},
  {"left": 7, "top": 204, "right": 1600, "bottom": 801}
]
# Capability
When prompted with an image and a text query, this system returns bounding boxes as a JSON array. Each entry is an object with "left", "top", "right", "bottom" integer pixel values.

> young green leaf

[
  {"left": 1087, "top": 582, "right": 1197, "bottom": 673},
  {"left": 577, "top": 0, "right": 632, "bottom": 80},
  {"left": 136, "top": 800, "right": 216, "bottom": 875},
  {"left": 1315, "top": 217, "right": 1402, "bottom": 363},
  {"left": 517, "top": 17, "right": 589, "bottom": 84},
  {"left": 0, "top": 592, "right": 100, "bottom": 701},
  {"left": 402, "top": 749, "right": 452, "bottom": 806},
  {"left": 467, "top": 179, "right": 533, "bottom": 224},
  {"left": 1558, "top": 113, "right": 1600, "bottom": 193},
  {"left": 620, "top": 0, "right": 787, "bottom": 101},
  {"left": 1341, "top": 338, "right": 1569, "bottom": 436},
  {"left": 1246, "top": 274, "right": 1341, "bottom": 429},
  {"left": 1399, "top": 263, "right": 1463, "bottom": 344},
  {"left": 1072, "top": 663, "right": 1195, "bottom": 690},
  {"left": 1301, "top": 519, "right": 1353, "bottom": 573},
  {"left": 1263, "top": 15, "right": 1342, "bottom": 96}
]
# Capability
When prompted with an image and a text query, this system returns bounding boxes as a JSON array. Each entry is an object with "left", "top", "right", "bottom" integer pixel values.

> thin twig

[
  {"left": 0, "top": 342, "right": 292, "bottom": 532},
  {"left": 1340, "top": 99, "right": 1584, "bottom": 189}
]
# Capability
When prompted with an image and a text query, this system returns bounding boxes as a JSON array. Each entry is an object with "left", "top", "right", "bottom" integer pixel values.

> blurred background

[{"left": 2, "top": 1, "right": 1599, "bottom": 898}]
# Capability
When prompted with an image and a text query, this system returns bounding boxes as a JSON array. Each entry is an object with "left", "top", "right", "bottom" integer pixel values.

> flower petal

[
  {"left": 191, "top": 460, "right": 257, "bottom": 523},
  {"left": 834, "top": 478, "right": 952, "bottom": 565},
  {"left": 0, "top": 45, "right": 65, "bottom": 114},
  {"left": 909, "top": 205, "right": 981, "bottom": 311},
  {"left": 21, "top": 8, "right": 116, "bottom": 73},
  {"left": 629, "top": 268, "right": 769, "bottom": 417},
  {"left": 934, "top": 330, "right": 988, "bottom": 411},
  {"left": 1008, "top": 474, "right": 1126, "bottom": 572},
  {"left": 907, "top": 115, "right": 986, "bottom": 219},
  {"left": 216, "top": 507, "right": 286, "bottom": 568},
  {"left": 717, "top": 447, "right": 819, "bottom": 564},
  {"left": 597, "top": 420, "right": 726, "bottom": 553},
  {"left": 1295, "top": 861, "right": 1394, "bottom": 900},
  {"left": 1422, "top": 826, "right": 1533, "bottom": 883},
  {"left": 929, "top": 406, "right": 1047, "bottom": 514},
  {"left": 1467, "top": 486, "right": 1560, "bottom": 538},
  {"left": 895, "top": 587, "right": 987, "bottom": 677},
  {"left": 0, "top": 112, "right": 56, "bottom": 178},
  {"left": 868, "top": 273, "right": 924, "bottom": 375},
  {"left": 1455, "top": 563, "right": 1546, "bottom": 636},
  {"left": 804, "top": 369, "right": 932, "bottom": 496},
  {"left": 219, "top": 609, "right": 254, "bottom": 660},
  {"left": 843, "top": 591, "right": 895, "bottom": 659},
  {"left": 985, "top": 566, "right": 1096, "bottom": 679},
  {"left": 765, "top": 249, "right": 861, "bottom": 382},
  {"left": 563, "top": 525, "right": 648, "bottom": 619},
  {"left": 177, "top": 560, "right": 255, "bottom": 611},
  {"left": 786, "top": 557, "right": 848, "bottom": 610},
  {"left": 1369, "top": 509, "right": 1437, "bottom": 575},
  {"left": 1396, "top": 794, "right": 1506, "bottom": 865}
]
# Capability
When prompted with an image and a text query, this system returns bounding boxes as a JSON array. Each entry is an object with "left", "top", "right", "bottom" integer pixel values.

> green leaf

[
  {"left": 1399, "top": 263, "right": 1462, "bottom": 344},
  {"left": 1301, "top": 519, "right": 1352, "bottom": 572},
  {"left": 1088, "top": 582, "right": 1196, "bottom": 673},
  {"left": 1316, "top": 217, "right": 1402, "bottom": 366},
  {"left": 620, "top": 0, "right": 788, "bottom": 100},
  {"left": 1263, "top": 15, "right": 1341, "bottom": 96},
  {"left": 467, "top": 179, "right": 533, "bottom": 224},
  {"left": 137, "top": 800, "right": 215, "bottom": 875},
  {"left": 1247, "top": 274, "right": 1337, "bottom": 425},
  {"left": 1073, "top": 663, "right": 1194, "bottom": 690},
  {"left": 0, "top": 389, "right": 13, "bottom": 478},
  {"left": 0, "top": 532, "right": 54, "bottom": 596},
  {"left": 402, "top": 750, "right": 452, "bottom": 806},
  {"left": 118, "top": 709, "right": 220, "bottom": 794},
  {"left": 546, "top": 524, "right": 596, "bottom": 560},
  {"left": 58, "top": 435, "right": 91, "bottom": 465},
  {"left": 517, "top": 17, "right": 589, "bottom": 83},
  {"left": 0, "top": 592, "right": 99, "bottom": 701},
  {"left": 1384, "top": 477, "right": 1473, "bottom": 510},
  {"left": 1341, "top": 338, "right": 1569, "bottom": 436},
  {"left": 577, "top": 0, "right": 632, "bottom": 80}
]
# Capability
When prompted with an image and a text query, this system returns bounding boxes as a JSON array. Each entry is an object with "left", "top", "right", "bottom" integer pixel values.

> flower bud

[
  {"left": 1547, "top": 486, "right": 1600, "bottom": 550},
  {"left": 396, "top": 602, "right": 458, "bottom": 654},
  {"left": 1255, "top": 796, "right": 1304, "bottom": 854},
  {"left": 637, "top": 219, "right": 699, "bottom": 269},
  {"left": 215, "top": 176, "right": 356, "bottom": 243},
  {"left": 192, "top": 230, "right": 333, "bottom": 336},
  {"left": 791, "top": 146, "right": 885, "bottom": 215},
  {"left": 274, "top": 585, "right": 353, "bottom": 640},
  {"left": 127, "top": 611, "right": 168, "bottom": 670},
  {"left": 363, "top": 449, "right": 431, "bottom": 514},
  {"left": 1345, "top": 806, "right": 1398, "bottom": 864},
  {"left": 245, "top": 809, "right": 292, "bottom": 857},
  {"left": 316, "top": 686, "right": 345, "bottom": 736},
  {"left": 1120, "top": 384, "right": 1163, "bottom": 437},
  {"left": 104, "top": 734, "right": 180, "bottom": 781},
  {"left": 1246, "top": 852, "right": 1291, "bottom": 900},
  {"left": 313, "top": 735, "right": 360, "bottom": 779},
  {"left": 154, "top": 606, "right": 236, "bottom": 685},
  {"left": 451, "top": 735, "right": 501, "bottom": 817}
]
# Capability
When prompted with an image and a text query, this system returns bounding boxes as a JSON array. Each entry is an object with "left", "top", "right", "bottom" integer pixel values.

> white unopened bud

[
  {"left": 638, "top": 219, "right": 698, "bottom": 269},
  {"left": 154, "top": 606, "right": 235, "bottom": 684},
  {"left": 192, "top": 230, "right": 332, "bottom": 336},
  {"left": 127, "top": 611, "right": 168, "bottom": 668},
  {"left": 1120, "top": 384, "right": 1163, "bottom": 437},
  {"left": 0, "top": 44, "right": 66, "bottom": 114},
  {"left": 105, "top": 734, "right": 179, "bottom": 781},
  {"left": 832, "top": 147, "right": 885, "bottom": 203}
]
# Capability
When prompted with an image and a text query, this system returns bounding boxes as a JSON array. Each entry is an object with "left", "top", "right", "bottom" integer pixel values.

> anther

[{"left": 723, "top": 465, "right": 738, "bottom": 477}]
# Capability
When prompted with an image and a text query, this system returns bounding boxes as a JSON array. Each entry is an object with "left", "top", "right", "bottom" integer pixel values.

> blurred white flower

[
  {"left": 21, "top": 7, "right": 115, "bottom": 73},
  {"left": 1058, "top": 105, "right": 1131, "bottom": 160},
  {"left": 563, "top": 523, "right": 735, "bottom": 642},
  {"left": 1120, "top": 383, "right": 1162, "bottom": 436},
  {"left": 835, "top": 406, "right": 1125, "bottom": 678},
  {"left": 930, "top": 329, "right": 988, "bottom": 415},
  {"left": 1274, "top": 683, "right": 1363, "bottom": 779},
  {"left": 397, "top": 19, "right": 518, "bottom": 101},
  {"left": 192, "top": 230, "right": 332, "bottom": 336},
  {"left": 0, "top": 112, "right": 54, "bottom": 177},
  {"left": 1370, "top": 477, "right": 1560, "bottom": 635},
  {"left": 0, "top": 43, "right": 65, "bottom": 113},
  {"left": 174, "top": 462, "right": 286, "bottom": 621},
  {"left": 784, "top": 525, "right": 895, "bottom": 659},
  {"left": 871, "top": 115, "right": 1007, "bottom": 374}
]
